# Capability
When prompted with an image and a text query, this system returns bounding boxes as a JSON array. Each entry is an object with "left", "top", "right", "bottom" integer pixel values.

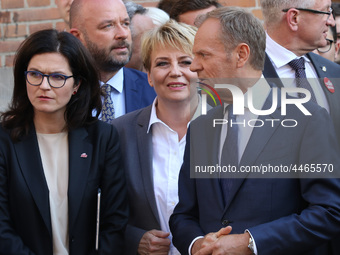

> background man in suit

[
  {"left": 69, "top": 0, "right": 156, "bottom": 120},
  {"left": 261, "top": 0, "right": 340, "bottom": 146},
  {"left": 169, "top": 6, "right": 340, "bottom": 255}
]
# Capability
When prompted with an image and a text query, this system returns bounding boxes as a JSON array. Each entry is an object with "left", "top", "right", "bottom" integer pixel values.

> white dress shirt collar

[
  {"left": 99, "top": 68, "right": 126, "bottom": 118},
  {"left": 147, "top": 98, "right": 163, "bottom": 133},
  {"left": 223, "top": 76, "right": 271, "bottom": 112},
  {"left": 147, "top": 97, "right": 200, "bottom": 133},
  {"left": 266, "top": 33, "right": 311, "bottom": 68},
  {"left": 100, "top": 68, "right": 124, "bottom": 93},
  {"left": 265, "top": 33, "right": 329, "bottom": 112}
]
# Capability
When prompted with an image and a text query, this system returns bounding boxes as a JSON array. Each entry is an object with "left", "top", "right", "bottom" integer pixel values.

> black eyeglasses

[
  {"left": 282, "top": 7, "right": 333, "bottom": 20},
  {"left": 317, "top": 38, "right": 334, "bottom": 53},
  {"left": 25, "top": 70, "right": 74, "bottom": 88}
]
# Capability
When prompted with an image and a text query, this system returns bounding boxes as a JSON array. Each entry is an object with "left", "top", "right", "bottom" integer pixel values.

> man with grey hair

[
  {"left": 69, "top": 0, "right": 156, "bottom": 120},
  {"left": 124, "top": 1, "right": 156, "bottom": 72},
  {"left": 170, "top": 6, "right": 340, "bottom": 255},
  {"left": 261, "top": 0, "right": 340, "bottom": 146}
]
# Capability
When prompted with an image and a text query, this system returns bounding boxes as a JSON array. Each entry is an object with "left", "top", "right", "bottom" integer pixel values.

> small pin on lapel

[
  {"left": 324, "top": 77, "right": 335, "bottom": 93},
  {"left": 80, "top": 153, "right": 88, "bottom": 158},
  {"left": 322, "top": 66, "right": 327, "bottom": 72}
]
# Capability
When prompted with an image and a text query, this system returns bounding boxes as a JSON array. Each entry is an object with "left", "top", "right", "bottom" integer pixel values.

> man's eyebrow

[{"left": 98, "top": 19, "right": 115, "bottom": 26}]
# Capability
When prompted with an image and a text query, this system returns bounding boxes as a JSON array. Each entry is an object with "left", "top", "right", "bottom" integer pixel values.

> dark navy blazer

[
  {"left": 263, "top": 52, "right": 340, "bottom": 146},
  {"left": 123, "top": 67, "right": 156, "bottom": 113},
  {"left": 170, "top": 88, "right": 340, "bottom": 255},
  {"left": 0, "top": 121, "right": 128, "bottom": 255}
]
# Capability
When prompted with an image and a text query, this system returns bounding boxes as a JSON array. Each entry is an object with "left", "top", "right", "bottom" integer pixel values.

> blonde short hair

[{"left": 141, "top": 19, "right": 197, "bottom": 71}]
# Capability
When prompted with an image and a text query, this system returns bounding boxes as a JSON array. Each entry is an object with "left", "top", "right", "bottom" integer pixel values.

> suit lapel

[
  {"left": 68, "top": 127, "right": 93, "bottom": 231},
  {"left": 123, "top": 68, "right": 141, "bottom": 113},
  {"left": 14, "top": 125, "right": 52, "bottom": 237},
  {"left": 307, "top": 52, "right": 327, "bottom": 79},
  {"left": 222, "top": 89, "right": 283, "bottom": 212},
  {"left": 136, "top": 106, "right": 161, "bottom": 225},
  {"left": 307, "top": 52, "right": 337, "bottom": 112},
  {"left": 263, "top": 53, "right": 284, "bottom": 88}
]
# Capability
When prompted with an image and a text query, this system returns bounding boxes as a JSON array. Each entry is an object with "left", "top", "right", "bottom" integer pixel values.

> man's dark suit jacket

[
  {"left": 123, "top": 68, "right": 156, "bottom": 113},
  {"left": 112, "top": 105, "right": 162, "bottom": 255},
  {"left": 263, "top": 52, "right": 340, "bottom": 146},
  {"left": 169, "top": 88, "right": 340, "bottom": 255},
  {"left": 0, "top": 121, "right": 128, "bottom": 255}
]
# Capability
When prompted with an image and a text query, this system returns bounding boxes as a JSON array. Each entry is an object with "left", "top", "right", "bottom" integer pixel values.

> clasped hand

[
  {"left": 138, "top": 229, "right": 171, "bottom": 255},
  {"left": 192, "top": 226, "right": 252, "bottom": 255}
]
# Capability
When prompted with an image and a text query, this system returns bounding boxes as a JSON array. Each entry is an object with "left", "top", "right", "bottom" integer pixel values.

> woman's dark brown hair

[{"left": 1, "top": 29, "right": 102, "bottom": 141}]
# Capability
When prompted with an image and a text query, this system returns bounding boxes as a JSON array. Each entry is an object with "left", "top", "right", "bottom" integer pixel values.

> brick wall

[
  {"left": 0, "top": 0, "right": 338, "bottom": 110},
  {"left": 1, "top": 0, "right": 65, "bottom": 68},
  {"left": 2, "top": 0, "right": 340, "bottom": 68},
  {"left": 0, "top": 0, "right": 261, "bottom": 111},
  {"left": 0, "top": 0, "right": 261, "bottom": 68}
]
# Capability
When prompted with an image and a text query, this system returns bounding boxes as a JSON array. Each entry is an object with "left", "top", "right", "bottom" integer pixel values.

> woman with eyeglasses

[{"left": 0, "top": 29, "right": 128, "bottom": 255}]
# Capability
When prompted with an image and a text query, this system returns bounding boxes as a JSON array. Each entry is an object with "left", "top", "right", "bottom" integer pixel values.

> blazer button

[{"left": 222, "top": 220, "right": 232, "bottom": 226}]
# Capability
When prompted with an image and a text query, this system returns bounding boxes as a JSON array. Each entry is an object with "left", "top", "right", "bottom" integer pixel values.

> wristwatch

[{"left": 248, "top": 236, "right": 255, "bottom": 254}]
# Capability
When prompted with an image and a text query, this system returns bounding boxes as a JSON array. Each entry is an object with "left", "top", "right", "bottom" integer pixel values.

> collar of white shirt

[
  {"left": 223, "top": 76, "right": 271, "bottom": 113},
  {"left": 147, "top": 96, "right": 201, "bottom": 133},
  {"left": 265, "top": 33, "right": 311, "bottom": 69},
  {"left": 100, "top": 68, "right": 124, "bottom": 93},
  {"left": 147, "top": 98, "right": 174, "bottom": 134}
]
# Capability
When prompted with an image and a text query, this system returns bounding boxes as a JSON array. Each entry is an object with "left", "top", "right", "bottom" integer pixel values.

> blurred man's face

[
  {"left": 56, "top": 0, "right": 74, "bottom": 25},
  {"left": 336, "top": 16, "right": 340, "bottom": 40},
  {"left": 178, "top": 6, "right": 216, "bottom": 26},
  {"left": 125, "top": 14, "right": 155, "bottom": 72},
  {"left": 335, "top": 16, "right": 340, "bottom": 63}
]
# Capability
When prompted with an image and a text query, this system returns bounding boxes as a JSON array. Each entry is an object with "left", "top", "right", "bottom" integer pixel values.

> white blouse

[{"left": 37, "top": 132, "right": 69, "bottom": 255}]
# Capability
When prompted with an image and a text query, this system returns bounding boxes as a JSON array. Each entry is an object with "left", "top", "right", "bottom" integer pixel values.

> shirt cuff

[
  {"left": 245, "top": 229, "right": 258, "bottom": 255},
  {"left": 188, "top": 236, "right": 204, "bottom": 255}
]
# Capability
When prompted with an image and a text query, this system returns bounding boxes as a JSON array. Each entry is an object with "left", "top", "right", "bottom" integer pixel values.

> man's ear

[
  {"left": 70, "top": 28, "right": 87, "bottom": 46},
  {"left": 286, "top": 9, "right": 299, "bottom": 32},
  {"left": 235, "top": 43, "right": 250, "bottom": 68},
  {"left": 70, "top": 28, "right": 82, "bottom": 40}
]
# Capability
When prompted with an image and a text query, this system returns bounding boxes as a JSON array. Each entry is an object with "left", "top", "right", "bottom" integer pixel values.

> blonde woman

[{"left": 112, "top": 20, "right": 199, "bottom": 255}]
